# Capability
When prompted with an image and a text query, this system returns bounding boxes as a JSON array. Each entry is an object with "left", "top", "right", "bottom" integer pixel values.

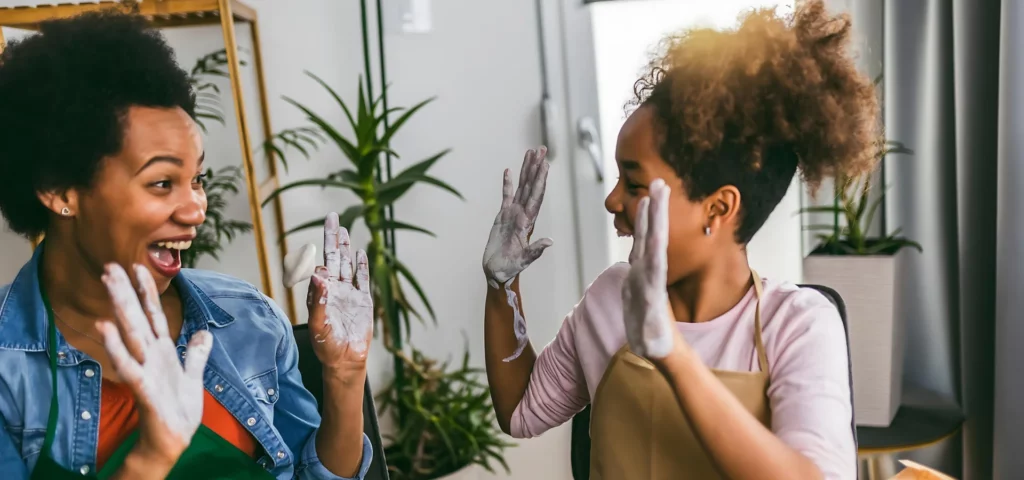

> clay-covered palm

[
  {"left": 621, "top": 178, "right": 676, "bottom": 359},
  {"left": 482, "top": 147, "right": 553, "bottom": 288},
  {"left": 98, "top": 263, "right": 212, "bottom": 465},
  {"left": 306, "top": 212, "right": 374, "bottom": 370}
]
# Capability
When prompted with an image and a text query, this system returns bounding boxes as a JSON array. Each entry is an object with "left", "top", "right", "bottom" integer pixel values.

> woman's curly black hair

[
  {"left": 0, "top": 9, "right": 196, "bottom": 238},
  {"left": 632, "top": 0, "right": 880, "bottom": 244}
]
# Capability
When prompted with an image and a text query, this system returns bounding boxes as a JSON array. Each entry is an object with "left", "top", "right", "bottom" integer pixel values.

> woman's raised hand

[
  {"left": 99, "top": 263, "right": 212, "bottom": 468},
  {"left": 305, "top": 212, "right": 374, "bottom": 371},
  {"left": 482, "top": 147, "right": 553, "bottom": 288}
]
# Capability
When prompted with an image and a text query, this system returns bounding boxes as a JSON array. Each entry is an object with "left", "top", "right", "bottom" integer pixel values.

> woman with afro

[
  {"left": 0, "top": 9, "right": 372, "bottom": 480},
  {"left": 481, "top": 1, "right": 877, "bottom": 479}
]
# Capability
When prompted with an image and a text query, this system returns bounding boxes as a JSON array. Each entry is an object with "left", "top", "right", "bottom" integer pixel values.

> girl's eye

[
  {"left": 151, "top": 180, "right": 172, "bottom": 189},
  {"left": 193, "top": 173, "right": 208, "bottom": 185}
]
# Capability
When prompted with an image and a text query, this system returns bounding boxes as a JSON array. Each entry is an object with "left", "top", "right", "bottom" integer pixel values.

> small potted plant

[{"left": 801, "top": 136, "right": 920, "bottom": 427}]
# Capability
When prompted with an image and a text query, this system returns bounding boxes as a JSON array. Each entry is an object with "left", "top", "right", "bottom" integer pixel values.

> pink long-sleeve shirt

[{"left": 510, "top": 263, "right": 855, "bottom": 479}]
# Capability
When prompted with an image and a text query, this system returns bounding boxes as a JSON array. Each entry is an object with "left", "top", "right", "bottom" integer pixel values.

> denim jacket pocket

[
  {"left": 5, "top": 424, "right": 45, "bottom": 460},
  {"left": 244, "top": 368, "right": 280, "bottom": 406}
]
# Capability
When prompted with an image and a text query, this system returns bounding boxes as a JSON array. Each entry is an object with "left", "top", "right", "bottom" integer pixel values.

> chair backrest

[
  {"left": 568, "top": 284, "right": 856, "bottom": 480},
  {"left": 293, "top": 324, "right": 391, "bottom": 480}
]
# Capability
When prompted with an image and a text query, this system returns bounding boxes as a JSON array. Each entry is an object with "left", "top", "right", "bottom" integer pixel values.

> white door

[{"left": 541, "top": 0, "right": 805, "bottom": 288}]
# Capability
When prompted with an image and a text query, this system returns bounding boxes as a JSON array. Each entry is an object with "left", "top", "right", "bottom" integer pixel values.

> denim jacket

[{"left": 0, "top": 248, "right": 372, "bottom": 479}]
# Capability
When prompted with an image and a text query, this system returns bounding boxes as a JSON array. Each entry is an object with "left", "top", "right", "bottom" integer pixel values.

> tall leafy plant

[
  {"left": 262, "top": 73, "right": 511, "bottom": 479},
  {"left": 262, "top": 72, "right": 460, "bottom": 345}
]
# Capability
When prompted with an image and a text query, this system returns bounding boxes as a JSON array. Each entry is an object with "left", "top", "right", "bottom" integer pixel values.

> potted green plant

[
  {"left": 262, "top": 73, "right": 513, "bottom": 479},
  {"left": 800, "top": 134, "right": 920, "bottom": 427},
  {"left": 182, "top": 48, "right": 253, "bottom": 268}
]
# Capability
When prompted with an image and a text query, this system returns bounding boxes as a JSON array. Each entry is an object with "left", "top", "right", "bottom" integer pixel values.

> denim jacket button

[
  {"left": 84, "top": 368, "right": 95, "bottom": 378},
  {"left": 214, "top": 384, "right": 224, "bottom": 393},
  {"left": 267, "top": 388, "right": 275, "bottom": 396},
  {"left": 276, "top": 451, "right": 285, "bottom": 459},
  {"left": 81, "top": 411, "right": 92, "bottom": 420},
  {"left": 57, "top": 351, "right": 66, "bottom": 360},
  {"left": 246, "top": 417, "right": 256, "bottom": 426},
  {"left": 79, "top": 465, "right": 90, "bottom": 475}
]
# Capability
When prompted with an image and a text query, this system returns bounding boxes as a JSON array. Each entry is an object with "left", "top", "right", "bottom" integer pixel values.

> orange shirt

[{"left": 96, "top": 379, "right": 258, "bottom": 469}]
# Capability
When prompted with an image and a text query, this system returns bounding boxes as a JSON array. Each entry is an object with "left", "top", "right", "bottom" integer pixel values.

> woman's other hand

[
  {"left": 98, "top": 263, "right": 212, "bottom": 473},
  {"left": 621, "top": 178, "right": 679, "bottom": 360},
  {"left": 481, "top": 146, "right": 553, "bottom": 288},
  {"left": 306, "top": 212, "right": 374, "bottom": 374}
]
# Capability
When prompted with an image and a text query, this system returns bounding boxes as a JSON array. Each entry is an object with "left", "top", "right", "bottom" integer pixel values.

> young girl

[{"left": 480, "top": 2, "right": 877, "bottom": 479}]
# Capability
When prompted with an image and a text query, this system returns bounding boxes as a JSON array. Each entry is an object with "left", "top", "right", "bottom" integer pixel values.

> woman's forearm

[
  {"left": 656, "top": 341, "right": 822, "bottom": 480},
  {"left": 316, "top": 368, "right": 367, "bottom": 478},
  {"left": 483, "top": 276, "right": 536, "bottom": 434}
]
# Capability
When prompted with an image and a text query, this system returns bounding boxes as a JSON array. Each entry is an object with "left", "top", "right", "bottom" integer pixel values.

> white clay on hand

[
  {"left": 482, "top": 147, "right": 553, "bottom": 362},
  {"left": 621, "top": 178, "right": 675, "bottom": 359},
  {"left": 284, "top": 243, "right": 317, "bottom": 289},
  {"left": 98, "top": 264, "right": 211, "bottom": 445},
  {"left": 315, "top": 212, "right": 374, "bottom": 353}
]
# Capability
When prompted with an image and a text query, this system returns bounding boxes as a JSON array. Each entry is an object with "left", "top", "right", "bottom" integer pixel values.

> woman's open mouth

[{"left": 147, "top": 238, "right": 192, "bottom": 277}]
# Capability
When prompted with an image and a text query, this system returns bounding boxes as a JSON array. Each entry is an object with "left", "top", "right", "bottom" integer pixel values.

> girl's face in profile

[
  {"left": 65, "top": 106, "right": 207, "bottom": 291},
  {"left": 604, "top": 105, "right": 730, "bottom": 284}
]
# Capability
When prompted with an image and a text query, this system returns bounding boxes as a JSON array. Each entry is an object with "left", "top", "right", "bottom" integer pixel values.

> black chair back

[
  {"left": 568, "top": 284, "right": 856, "bottom": 480},
  {"left": 293, "top": 324, "right": 390, "bottom": 480}
]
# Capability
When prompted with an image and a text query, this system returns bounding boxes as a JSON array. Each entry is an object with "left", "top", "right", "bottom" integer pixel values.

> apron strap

[
  {"left": 40, "top": 290, "right": 61, "bottom": 456},
  {"left": 749, "top": 268, "right": 768, "bottom": 374}
]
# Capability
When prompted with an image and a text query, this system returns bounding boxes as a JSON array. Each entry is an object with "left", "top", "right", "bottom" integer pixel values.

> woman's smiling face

[{"left": 67, "top": 106, "right": 207, "bottom": 290}]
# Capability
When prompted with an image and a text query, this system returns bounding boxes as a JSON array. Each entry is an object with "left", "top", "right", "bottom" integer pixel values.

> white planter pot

[
  {"left": 435, "top": 464, "right": 484, "bottom": 480},
  {"left": 803, "top": 253, "right": 904, "bottom": 427}
]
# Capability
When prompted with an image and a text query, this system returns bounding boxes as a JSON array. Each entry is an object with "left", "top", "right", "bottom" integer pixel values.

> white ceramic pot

[
  {"left": 434, "top": 464, "right": 484, "bottom": 480},
  {"left": 803, "top": 252, "right": 904, "bottom": 427}
]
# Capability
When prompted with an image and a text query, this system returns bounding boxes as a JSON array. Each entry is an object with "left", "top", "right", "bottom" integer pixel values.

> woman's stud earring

[
  {"left": 704, "top": 226, "right": 711, "bottom": 236},
  {"left": 60, "top": 207, "right": 70, "bottom": 216}
]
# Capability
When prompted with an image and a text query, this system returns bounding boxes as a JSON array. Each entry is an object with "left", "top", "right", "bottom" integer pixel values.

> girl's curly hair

[{"left": 633, "top": 0, "right": 879, "bottom": 243}]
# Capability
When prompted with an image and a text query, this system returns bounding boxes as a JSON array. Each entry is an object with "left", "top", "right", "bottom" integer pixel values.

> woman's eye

[
  {"left": 151, "top": 180, "right": 172, "bottom": 189},
  {"left": 193, "top": 173, "right": 208, "bottom": 186}
]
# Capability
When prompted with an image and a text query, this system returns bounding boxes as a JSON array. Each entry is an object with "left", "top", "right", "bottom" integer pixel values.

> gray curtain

[{"left": 886, "top": 0, "right": 1021, "bottom": 477}]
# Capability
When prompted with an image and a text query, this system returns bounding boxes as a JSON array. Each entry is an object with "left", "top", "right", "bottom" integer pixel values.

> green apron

[{"left": 31, "top": 295, "right": 276, "bottom": 479}]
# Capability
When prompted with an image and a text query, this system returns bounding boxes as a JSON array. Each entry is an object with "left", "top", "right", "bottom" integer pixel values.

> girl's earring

[
  {"left": 60, "top": 207, "right": 71, "bottom": 216},
  {"left": 704, "top": 226, "right": 711, "bottom": 236}
]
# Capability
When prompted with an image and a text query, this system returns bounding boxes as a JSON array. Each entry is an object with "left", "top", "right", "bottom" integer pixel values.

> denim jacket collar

[{"left": 0, "top": 245, "right": 234, "bottom": 353}]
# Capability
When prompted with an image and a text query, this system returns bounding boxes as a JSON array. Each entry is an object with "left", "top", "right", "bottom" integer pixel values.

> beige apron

[{"left": 589, "top": 269, "right": 770, "bottom": 479}]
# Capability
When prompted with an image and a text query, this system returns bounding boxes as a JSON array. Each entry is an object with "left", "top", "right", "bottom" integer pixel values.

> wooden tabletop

[{"left": 857, "top": 385, "right": 965, "bottom": 455}]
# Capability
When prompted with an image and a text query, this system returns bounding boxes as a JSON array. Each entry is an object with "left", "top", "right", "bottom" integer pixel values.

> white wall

[{"left": 590, "top": 0, "right": 804, "bottom": 284}]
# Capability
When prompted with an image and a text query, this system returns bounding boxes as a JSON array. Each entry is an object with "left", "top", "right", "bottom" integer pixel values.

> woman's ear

[
  {"left": 37, "top": 188, "right": 80, "bottom": 218},
  {"left": 704, "top": 186, "right": 741, "bottom": 233}
]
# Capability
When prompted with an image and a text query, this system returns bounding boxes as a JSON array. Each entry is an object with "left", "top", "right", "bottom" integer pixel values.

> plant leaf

[
  {"left": 378, "top": 173, "right": 463, "bottom": 206},
  {"left": 338, "top": 204, "right": 368, "bottom": 231},
  {"left": 385, "top": 251, "right": 437, "bottom": 321},
  {"left": 380, "top": 97, "right": 435, "bottom": 146},
  {"left": 380, "top": 219, "right": 436, "bottom": 237},
  {"left": 262, "top": 179, "right": 365, "bottom": 208},
  {"left": 304, "top": 70, "right": 359, "bottom": 135},
  {"left": 282, "top": 96, "right": 361, "bottom": 164}
]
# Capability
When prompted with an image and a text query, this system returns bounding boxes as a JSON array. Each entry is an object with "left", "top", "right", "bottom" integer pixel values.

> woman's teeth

[{"left": 154, "top": 240, "right": 192, "bottom": 250}]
